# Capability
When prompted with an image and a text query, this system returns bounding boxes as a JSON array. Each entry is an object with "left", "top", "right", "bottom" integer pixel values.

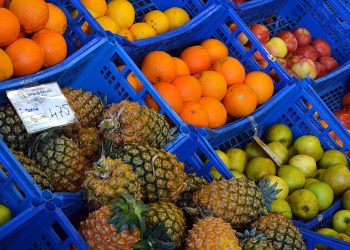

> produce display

[
  {"left": 0, "top": 0, "right": 68, "bottom": 80},
  {"left": 134, "top": 38, "right": 274, "bottom": 128},
  {"left": 0, "top": 0, "right": 350, "bottom": 249},
  {"left": 244, "top": 24, "right": 339, "bottom": 80},
  {"left": 76, "top": 0, "right": 190, "bottom": 40},
  {"left": 211, "top": 123, "right": 350, "bottom": 223}
]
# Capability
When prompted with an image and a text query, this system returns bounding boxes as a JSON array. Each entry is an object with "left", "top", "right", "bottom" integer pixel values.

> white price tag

[{"left": 6, "top": 82, "right": 77, "bottom": 134}]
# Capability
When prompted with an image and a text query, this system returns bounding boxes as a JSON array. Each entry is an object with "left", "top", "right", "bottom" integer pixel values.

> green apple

[
  {"left": 215, "top": 150, "right": 231, "bottom": 168},
  {"left": 266, "top": 37, "right": 288, "bottom": 60},
  {"left": 210, "top": 168, "right": 221, "bottom": 180},
  {"left": 316, "top": 169, "right": 326, "bottom": 181},
  {"left": 318, "top": 150, "right": 347, "bottom": 169},
  {"left": 271, "top": 199, "right": 292, "bottom": 218},
  {"left": 267, "top": 142, "right": 289, "bottom": 164},
  {"left": 265, "top": 124, "right": 293, "bottom": 148},
  {"left": 231, "top": 170, "right": 246, "bottom": 179},
  {"left": 342, "top": 190, "right": 350, "bottom": 210},
  {"left": 289, "top": 154, "right": 317, "bottom": 178},
  {"left": 294, "top": 135, "right": 324, "bottom": 161},
  {"left": 306, "top": 181, "right": 334, "bottom": 211},
  {"left": 288, "top": 145, "right": 297, "bottom": 158},
  {"left": 332, "top": 210, "right": 350, "bottom": 233},
  {"left": 304, "top": 178, "right": 319, "bottom": 188},
  {"left": 245, "top": 142, "right": 268, "bottom": 159},
  {"left": 0, "top": 204, "right": 12, "bottom": 226},
  {"left": 277, "top": 165, "right": 305, "bottom": 192},
  {"left": 287, "top": 189, "right": 319, "bottom": 220},
  {"left": 322, "top": 165, "right": 350, "bottom": 196},
  {"left": 246, "top": 157, "right": 276, "bottom": 182},
  {"left": 335, "top": 233, "right": 350, "bottom": 242},
  {"left": 317, "top": 228, "right": 338, "bottom": 237},
  {"left": 226, "top": 148, "right": 247, "bottom": 173},
  {"left": 265, "top": 175, "right": 289, "bottom": 200}
]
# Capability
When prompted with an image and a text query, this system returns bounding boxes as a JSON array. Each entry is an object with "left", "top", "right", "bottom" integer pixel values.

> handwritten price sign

[{"left": 6, "top": 82, "right": 77, "bottom": 134}]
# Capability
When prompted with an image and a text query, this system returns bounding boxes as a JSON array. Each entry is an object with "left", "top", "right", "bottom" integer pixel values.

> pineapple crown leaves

[
  {"left": 98, "top": 106, "right": 126, "bottom": 131},
  {"left": 133, "top": 223, "right": 176, "bottom": 250},
  {"left": 258, "top": 178, "right": 282, "bottom": 213},
  {"left": 93, "top": 143, "right": 110, "bottom": 179},
  {"left": 108, "top": 193, "right": 149, "bottom": 236},
  {"left": 236, "top": 228, "right": 268, "bottom": 240}
]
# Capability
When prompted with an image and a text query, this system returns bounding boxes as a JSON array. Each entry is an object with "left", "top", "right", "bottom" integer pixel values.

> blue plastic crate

[
  {"left": 202, "top": 79, "right": 350, "bottom": 228},
  {"left": 233, "top": 0, "right": 350, "bottom": 85},
  {"left": 68, "top": 0, "right": 218, "bottom": 47},
  {"left": 0, "top": 201, "right": 88, "bottom": 249},
  {"left": 0, "top": 0, "right": 103, "bottom": 88}
]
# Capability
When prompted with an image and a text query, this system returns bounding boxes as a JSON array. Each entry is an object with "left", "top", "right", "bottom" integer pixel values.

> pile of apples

[
  {"left": 211, "top": 123, "right": 350, "bottom": 222},
  {"left": 333, "top": 92, "right": 350, "bottom": 131},
  {"left": 242, "top": 24, "right": 339, "bottom": 80}
]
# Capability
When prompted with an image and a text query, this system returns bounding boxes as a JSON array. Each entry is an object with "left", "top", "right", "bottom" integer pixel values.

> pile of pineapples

[{"left": 0, "top": 88, "right": 306, "bottom": 249}]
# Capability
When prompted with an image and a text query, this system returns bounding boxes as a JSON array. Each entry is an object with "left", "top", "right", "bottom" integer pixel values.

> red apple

[
  {"left": 291, "top": 58, "right": 317, "bottom": 79},
  {"left": 342, "top": 93, "right": 350, "bottom": 106},
  {"left": 312, "top": 39, "right": 331, "bottom": 57},
  {"left": 294, "top": 45, "right": 318, "bottom": 61},
  {"left": 253, "top": 44, "right": 270, "bottom": 61},
  {"left": 277, "top": 31, "right": 298, "bottom": 53},
  {"left": 315, "top": 61, "right": 328, "bottom": 78},
  {"left": 277, "top": 57, "right": 288, "bottom": 69},
  {"left": 319, "top": 56, "right": 339, "bottom": 72},
  {"left": 250, "top": 24, "right": 270, "bottom": 43},
  {"left": 229, "top": 23, "right": 249, "bottom": 45},
  {"left": 232, "top": 0, "right": 246, "bottom": 3},
  {"left": 287, "top": 54, "right": 303, "bottom": 67},
  {"left": 258, "top": 58, "right": 269, "bottom": 69},
  {"left": 269, "top": 69, "right": 280, "bottom": 81},
  {"left": 292, "top": 27, "right": 312, "bottom": 46},
  {"left": 334, "top": 110, "right": 350, "bottom": 129},
  {"left": 287, "top": 69, "right": 299, "bottom": 78}
]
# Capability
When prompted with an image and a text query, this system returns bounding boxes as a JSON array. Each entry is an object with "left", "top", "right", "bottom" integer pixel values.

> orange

[
  {"left": 81, "top": 0, "right": 107, "bottom": 17},
  {"left": 146, "top": 82, "right": 183, "bottom": 114},
  {"left": 214, "top": 56, "right": 246, "bottom": 85},
  {"left": 5, "top": 38, "right": 44, "bottom": 77},
  {"left": 196, "top": 71, "right": 227, "bottom": 101},
  {"left": 201, "top": 38, "right": 228, "bottom": 64},
  {"left": 180, "top": 45, "right": 211, "bottom": 75},
  {"left": 199, "top": 97, "right": 227, "bottom": 128},
  {"left": 180, "top": 101, "right": 209, "bottom": 127},
  {"left": 118, "top": 28, "right": 134, "bottom": 41},
  {"left": 223, "top": 84, "right": 257, "bottom": 118},
  {"left": 118, "top": 65, "right": 142, "bottom": 92},
  {"left": 45, "top": 3, "right": 67, "bottom": 35},
  {"left": 244, "top": 71, "right": 274, "bottom": 105},
  {"left": 0, "top": 48, "right": 13, "bottom": 80},
  {"left": 32, "top": 28, "right": 67, "bottom": 68},
  {"left": 17, "top": 31, "right": 26, "bottom": 38},
  {"left": 173, "top": 57, "right": 190, "bottom": 76},
  {"left": 0, "top": 8, "right": 20, "bottom": 47},
  {"left": 9, "top": 0, "right": 49, "bottom": 34},
  {"left": 172, "top": 75, "right": 201, "bottom": 102},
  {"left": 141, "top": 51, "right": 176, "bottom": 84}
]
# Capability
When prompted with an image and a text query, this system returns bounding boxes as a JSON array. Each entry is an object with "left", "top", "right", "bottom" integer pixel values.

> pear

[
  {"left": 294, "top": 135, "right": 324, "bottom": 161},
  {"left": 322, "top": 165, "right": 350, "bottom": 196}
]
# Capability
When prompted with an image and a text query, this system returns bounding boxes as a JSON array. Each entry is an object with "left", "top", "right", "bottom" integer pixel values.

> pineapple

[
  {"left": 252, "top": 213, "right": 306, "bottom": 250},
  {"left": 106, "top": 143, "right": 186, "bottom": 202},
  {"left": 29, "top": 130, "right": 88, "bottom": 192},
  {"left": 186, "top": 217, "right": 241, "bottom": 250},
  {"left": 77, "top": 127, "right": 101, "bottom": 162},
  {"left": 177, "top": 173, "right": 208, "bottom": 208},
  {"left": 83, "top": 156, "right": 143, "bottom": 209},
  {"left": 191, "top": 178, "right": 280, "bottom": 228},
  {"left": 147, "top": 202, "right": 186, "bottom": 246},
  {"left": 80, "top": 194, "right": 146, "bottom": 249},
  {"left": 62, "top": 88, "right": 104, "bottom": 129},
  {"left": 11, "top": 150, "right": 51, "bottom": 190},
  {"left": 237, "top": 228, "right": 274, "bottom": 250},
  {"left": 99, "top": 101, "right": 170, "bottom": 149},
  {"left": 0, "top": 105, "right": 30, "bottom": 152}
]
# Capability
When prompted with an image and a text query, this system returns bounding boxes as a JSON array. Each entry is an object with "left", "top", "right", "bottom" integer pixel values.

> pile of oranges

[
  {"left": 0, "top": 0, "right": 67, "bottom": 81},
  {"left": 136, "top": 38, "right": 275, "bottom": 129}
]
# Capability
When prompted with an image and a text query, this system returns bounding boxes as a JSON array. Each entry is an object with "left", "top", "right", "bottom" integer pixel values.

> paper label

[{"left": 6, "top": 82, "right": 77, "bottom": 134}]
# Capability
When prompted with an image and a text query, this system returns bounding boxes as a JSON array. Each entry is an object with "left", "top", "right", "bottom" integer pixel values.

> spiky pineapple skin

[
  {"left": 63, "top": 88, "right": 104, "bottom": 129},
  {"left": 101, "top": 101, "right": 170, "bottom": 149},
  {"left": 252, "top": 213, "right": 306, "bottom": 250},
  {"left": 240, "top": 237, "right": 274, "bottom": 250},
  {"left": 31, "top": 133, "right": 88, "bottom": 192},
  {"left": 83, "top": 157, "right": 143, "bottom": 209},
  {"left": 192, "top": 178, "right": 264, "bottom": 227},
  {"left": 177, "top": 173, "right": 208, "bottom": 208},
  {"left": 186, "top": 217, "right": 241, "bottom": 250},
  {"left": 77, "top": 127, "right": 101, "bottom": 162},
  {"left": 147, "top": 202, "right": 186, "bottom": 246},
  {"left": 12, "top": 150, "right": 51, "bottom": 189},
  {"left": 107, "top": 143, "right": 186, "bottom": 202},
  {"left": 80, "top": 205, "right": 140, "bottom": 250},
  {"left": 0, "top": 105, "right": 29, "bottom": 152}
]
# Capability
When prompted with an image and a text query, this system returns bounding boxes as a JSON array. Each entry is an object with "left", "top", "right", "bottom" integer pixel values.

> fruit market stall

[{"left": 0, "top": 0, "right": 350, "bottom": 249}]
